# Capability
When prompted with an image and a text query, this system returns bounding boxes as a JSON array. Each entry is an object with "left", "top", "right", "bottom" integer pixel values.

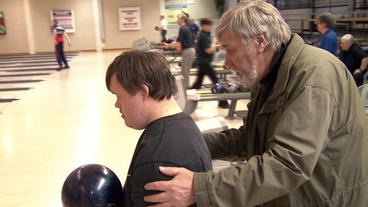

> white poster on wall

[
  {"left": 50, "top": 9, "right": 76, "bottom": 33},
  {"left": 119, "top": 7, "right": 141, "bottom": 31}
]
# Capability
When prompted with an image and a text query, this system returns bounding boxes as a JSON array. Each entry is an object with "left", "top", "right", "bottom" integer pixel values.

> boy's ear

[{"left": 141, "top": 85, "right": 150, "bottom": 100}]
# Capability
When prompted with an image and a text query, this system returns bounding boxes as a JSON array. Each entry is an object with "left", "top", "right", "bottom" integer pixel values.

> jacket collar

[{"left": 263, "top": 34, "right": 306, "bottom": 103}]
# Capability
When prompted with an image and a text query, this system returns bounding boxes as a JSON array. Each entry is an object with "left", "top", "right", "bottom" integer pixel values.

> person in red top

[{"left": 51, "top": 19, "right": 71, "bottom": 70}]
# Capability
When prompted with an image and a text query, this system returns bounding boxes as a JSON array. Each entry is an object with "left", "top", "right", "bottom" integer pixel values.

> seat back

[
  {"left": 358, "top": 84, "right": 368, "bottom": 108},
  {"left": 132, "top": 38, "right": 151, "bottom": 51}
]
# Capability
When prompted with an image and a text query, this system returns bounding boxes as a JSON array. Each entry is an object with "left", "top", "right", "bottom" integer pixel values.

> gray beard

[{"left": 238, "top": 65, "right": 258, "bottom": 87}]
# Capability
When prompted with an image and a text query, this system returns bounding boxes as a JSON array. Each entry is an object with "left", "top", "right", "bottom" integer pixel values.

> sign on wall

[
  {"left": 165, "top": 4, "right": 188, "bottom": 25},
  {"left": 165, "top": 0, "right": 191, "bottom": 5},
  {"left": 164, "top": 0, "right": 190, "bottom": 25},
  {"left": 119, "top": 7, "right": 141, "bottom": 31},
  {"left": 0, "top": 11, "right": 6, "bottom": 35},
  {"left": 50, "top": 9, "right": 76, "bottom": 33}
]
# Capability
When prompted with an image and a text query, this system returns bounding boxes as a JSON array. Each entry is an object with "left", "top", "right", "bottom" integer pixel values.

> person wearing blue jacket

[{"left": 316, "top": 13, "right": 338, "bottom": 55}]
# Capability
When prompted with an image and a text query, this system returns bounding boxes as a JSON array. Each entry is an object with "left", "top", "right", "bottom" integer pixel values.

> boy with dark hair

[
  {"left": 191, "top": 18, "right": 229, "bottom": 108},
  {"left": 105, "top": 50, "right": 212, "bottom": 206}
]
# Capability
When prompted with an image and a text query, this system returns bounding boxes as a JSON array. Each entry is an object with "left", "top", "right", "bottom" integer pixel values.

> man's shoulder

[
  {"left": 325, "top": 31, "right": 337, "bottom": 41},
  {"left": 181, "top": 25, "right": 191, "bottom": 32},
  {"left": 136, "top": 113, "right": 200, "bottom": 153},
  {"left": 191, "top": 24, "right": 199, "bottom": 31},
  {"left": 327, "top": 29, "right": 337, "bottom": 35},
  {"left": 285, "top": 35, "right": 335, "bottom": 65},
  {"left": 198, "top": 32, "right": 209, "bottom": 42},
  {"left": 149, "top": 113, "right": 201, "bottom": 144},
  {"left": 284, "top": 44, "right": 347, "bottom": 96},
  {"left": 282, "top": 37, "right": 339, "bottom": 78},
  {"left": 148, "top": 112, "right": 193, "bottom": 130},
  {"left": 351, "top": 43, "right": 366, "bottom": 54},
  {"left": 134, "top": 113, "right": 209, "bottom": 166},
  {"left": 296, "top": 46, "right": 341, "bottom": 72}
]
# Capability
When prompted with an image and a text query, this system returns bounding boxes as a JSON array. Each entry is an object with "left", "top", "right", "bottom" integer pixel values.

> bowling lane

[
  {"left": 0, "top": 51, "right": 246, "bottom": 207},
  {"left": 0, "top": 72, "right": 52, "bottom": 77},
  {"left": 0, "top": 53, "right": 78, "bottom": 110},
  {"left": 0, "top": 51, "right": 141, "bottom": 207}
]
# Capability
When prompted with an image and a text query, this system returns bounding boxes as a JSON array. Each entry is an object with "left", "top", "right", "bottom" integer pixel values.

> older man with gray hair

[
  {"left": 339, "top": 34, "right": 368, "bottom": 86},
  {"left": 144, "top": 1, "right": 368, "bottom": 206}
]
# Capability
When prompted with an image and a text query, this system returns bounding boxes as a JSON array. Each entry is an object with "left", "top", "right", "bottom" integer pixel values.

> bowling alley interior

[{"left": 0, "top": 0, "right": 367, "bottom": 206}]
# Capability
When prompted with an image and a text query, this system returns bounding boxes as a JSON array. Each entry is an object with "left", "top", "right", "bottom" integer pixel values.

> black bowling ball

[{"left": 61, "top": 164, "right": 124, "bottom": 207}]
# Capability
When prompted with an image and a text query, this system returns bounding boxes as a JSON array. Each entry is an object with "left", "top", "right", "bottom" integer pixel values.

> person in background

[
  {"left": 164, "top": 14, "right": 195, "bottom": 88},
  {"left": 143, "top": 1, "right": 368, "bottom": 206},
  {"left": 181, "top": 10, "right": 190, "bottom": 19},
  {"left": 180, "top": 11, "right": 198, "bottom": 42},
  {"left": 155, "top": 15, "right": 168, "bottom": 43},
  {"left": 51, "top": 19, "right": 71, "bottom": 71},
  {"left": 339, "top": 34, "right": 368, "bottom": 86},
  {"left": 316, "top": 12, "right": 338, "bottom": 55},
  {"left": 191, "top": 18, "right": 229, "bottom": 108},
  {"left": 105, "top": 50, "right": 212, "bottom": 206},
  {"left": 188, "top": 18, "right": 200, "bottom": 40}
]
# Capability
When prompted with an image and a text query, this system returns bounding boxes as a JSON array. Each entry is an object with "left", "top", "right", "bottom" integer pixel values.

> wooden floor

[{"left": 0, "top": 51, "right": 245, "bottom": 207}]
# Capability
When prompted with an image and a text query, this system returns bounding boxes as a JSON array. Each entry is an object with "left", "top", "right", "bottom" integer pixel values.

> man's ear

[
  {"left": 141, "top": 85, "right": 150, "bottom": 100},
  {"left": 254, "top": 33, "right": 267, "bottom": 53}
]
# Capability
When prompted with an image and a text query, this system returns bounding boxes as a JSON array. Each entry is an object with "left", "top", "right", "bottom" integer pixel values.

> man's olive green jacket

[{"left": 194, "top": 34, "right": 368, "bottom": 207}]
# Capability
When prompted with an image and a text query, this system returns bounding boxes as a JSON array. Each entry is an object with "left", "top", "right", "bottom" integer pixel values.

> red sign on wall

[
  {"left": 0, "top": 11, "right": 6, "bottom": 35},
  {"left": 119, "top": 7, "right": 141, "bottom": 31}
]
